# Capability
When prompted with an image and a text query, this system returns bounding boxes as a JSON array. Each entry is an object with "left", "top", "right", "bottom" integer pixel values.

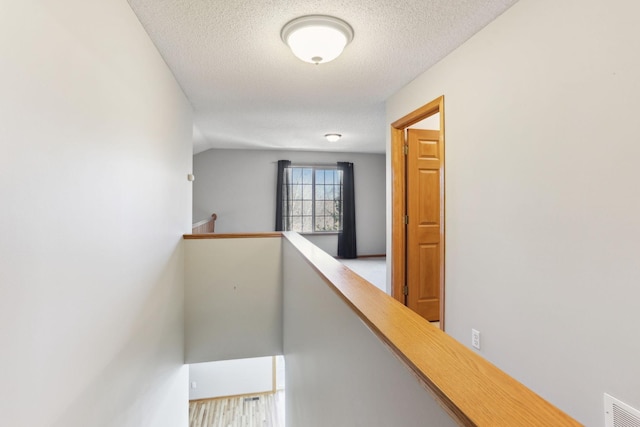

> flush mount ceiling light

[
  {"left": 325, "top": 133, "right": 342, "bottom": 142},
  {"left": 281, "top": 15, "right": 354, "bottom": 64}
]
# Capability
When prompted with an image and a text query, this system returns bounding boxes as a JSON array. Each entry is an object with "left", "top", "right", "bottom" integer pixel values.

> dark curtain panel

[
  {"left": 275, "top": 160, "right": 291, "bottom": 231},
  {"left": 337, "top": 162, "right": 357, "bottom": 258}
]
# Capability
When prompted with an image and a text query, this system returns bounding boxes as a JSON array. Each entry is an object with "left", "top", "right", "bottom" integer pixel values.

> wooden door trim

[{"left": 391, "top": 96, "right": 445, "bottom": 328}]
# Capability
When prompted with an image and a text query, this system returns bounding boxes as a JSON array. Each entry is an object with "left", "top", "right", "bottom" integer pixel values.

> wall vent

[{"left": 605, "top": 393, "right": 640, "bottom": 427}]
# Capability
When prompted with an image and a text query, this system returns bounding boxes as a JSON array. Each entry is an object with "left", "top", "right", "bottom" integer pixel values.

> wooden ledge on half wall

[
  {"left": 281, "top": 231, "right": 582, "bottom": 427},
  {"left": 184, "top": 232, "right": 283, "bottom": 239}
]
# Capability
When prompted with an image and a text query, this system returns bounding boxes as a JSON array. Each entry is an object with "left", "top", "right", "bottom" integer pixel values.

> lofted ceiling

[{"left": 128, "top": 0, "right": 519, "bottom": 154}]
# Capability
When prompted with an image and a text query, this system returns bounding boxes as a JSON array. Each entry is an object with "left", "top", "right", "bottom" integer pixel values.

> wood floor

[{"left": 189, "top": 392, "right": 284, "bottom": 427}]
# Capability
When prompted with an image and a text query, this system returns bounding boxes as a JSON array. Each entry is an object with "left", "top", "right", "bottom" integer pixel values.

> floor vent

[
  {"left": 605, "top": 393, "right": 640, "bottom": 427},
  {"left": 244, "top": 396, "right": 260, "bottom": 402}
]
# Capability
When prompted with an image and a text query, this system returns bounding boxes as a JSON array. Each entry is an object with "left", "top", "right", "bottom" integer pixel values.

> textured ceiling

[{"left": 128, "top": 0, "right": 519, "bottom": 154}]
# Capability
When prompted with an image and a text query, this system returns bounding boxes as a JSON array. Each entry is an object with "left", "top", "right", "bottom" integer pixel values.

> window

[{"left": 282, "top": 166, "right": 343, "bottom": 233}]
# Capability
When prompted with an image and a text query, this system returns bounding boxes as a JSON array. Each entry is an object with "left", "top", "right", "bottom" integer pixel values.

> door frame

[{"left": 390, "top": 95, "right": 445, "bottom": 328}]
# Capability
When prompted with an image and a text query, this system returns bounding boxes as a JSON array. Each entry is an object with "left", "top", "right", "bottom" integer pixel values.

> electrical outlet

[
  {"left": 191, "top": 381, "right": 197, "bottom": 389},
  {"left": 471, "top": 329, "right": 480, "bottom": 350}
]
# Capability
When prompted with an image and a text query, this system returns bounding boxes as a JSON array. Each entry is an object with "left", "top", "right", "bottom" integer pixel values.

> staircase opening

[{"left": 188, "top": 356, "right": 285, "bottom": 426}]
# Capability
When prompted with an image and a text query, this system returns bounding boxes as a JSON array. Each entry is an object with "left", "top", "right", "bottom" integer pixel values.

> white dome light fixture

[
  {"left": 281, "top": 15, "right": 354, "bottom": 64},
  {"left": 325, "top": 133, "right": 342, "bottom": 142}
]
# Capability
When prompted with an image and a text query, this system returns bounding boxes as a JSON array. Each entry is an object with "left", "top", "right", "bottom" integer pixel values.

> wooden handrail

[
  {"left": 191, "top": 213, "right": 217, "bottom": 234},
  {"left": 282, "top": 231, "right": 581, "bottom": 427}
]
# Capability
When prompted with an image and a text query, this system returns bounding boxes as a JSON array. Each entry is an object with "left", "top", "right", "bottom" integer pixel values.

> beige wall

[
  {"left": 386, "top": 0, "right": 640, "bottom": 424},
  {"left": 0, "top": 1, "right": 192, "bottom": 426},
  {"left": 184, "top": 238, "right": 283, "bottom": 363},
  {"left": 189, "top": 357, "right": 274, "bottom": 400},
  {"left": 282, "top": 238, "right": 456, "bottom": 426}
]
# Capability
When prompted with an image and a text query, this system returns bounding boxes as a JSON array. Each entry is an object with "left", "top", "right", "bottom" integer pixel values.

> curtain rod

[{"left": 291, "top": 163, "right": 340, "bottom": 168}]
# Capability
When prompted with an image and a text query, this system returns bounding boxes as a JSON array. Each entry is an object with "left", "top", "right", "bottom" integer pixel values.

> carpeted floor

[{"left": 339, "top": 257, "right": 387, "bottom": 292}]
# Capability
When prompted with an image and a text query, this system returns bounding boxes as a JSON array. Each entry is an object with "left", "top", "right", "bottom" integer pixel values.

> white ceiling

[{"left": 127, "top": 0, "right": 519, "bottom": 154}]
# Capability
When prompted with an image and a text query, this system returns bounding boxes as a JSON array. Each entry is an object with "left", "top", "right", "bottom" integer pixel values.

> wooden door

[{"left": 406, "top": 128, "right": 444, "bottom": 322}]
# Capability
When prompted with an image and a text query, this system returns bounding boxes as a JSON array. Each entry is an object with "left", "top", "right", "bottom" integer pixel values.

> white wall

[
  {"left": 193, "top": 149, "right": 386, "bottom": 256},
  {"left": 189, "top": 357, "right": 273, "bottom": 400},
  {"left": 282, "top": 239, "right": 456, "bottom": 427},
  {"left": 0, "top": 1, "right": 192, "bottom": 426},
  {"left": 184, "top": 238, "right": 283, "bottom": 363},
  {"left": 386, "top": 0, "right": 640, "bottom": 425}
]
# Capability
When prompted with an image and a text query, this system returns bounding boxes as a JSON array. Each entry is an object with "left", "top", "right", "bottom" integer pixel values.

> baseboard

[
  {"left": 189, "top": 390, "right": 275, "bottom": 403},
  {"left": 335, "top": 254, "right": 386, "bottom": 260}
]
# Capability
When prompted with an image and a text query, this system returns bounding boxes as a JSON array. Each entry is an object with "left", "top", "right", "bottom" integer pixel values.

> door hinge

[
  {"left": 404, "top": 215, "right": 408, "bottom": 225},
  {"left": 403, "top": 145, "right": 408, "bottom": 155},
  {"left": 403, "top": 285, "right": 408, "bottom": 296}
]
